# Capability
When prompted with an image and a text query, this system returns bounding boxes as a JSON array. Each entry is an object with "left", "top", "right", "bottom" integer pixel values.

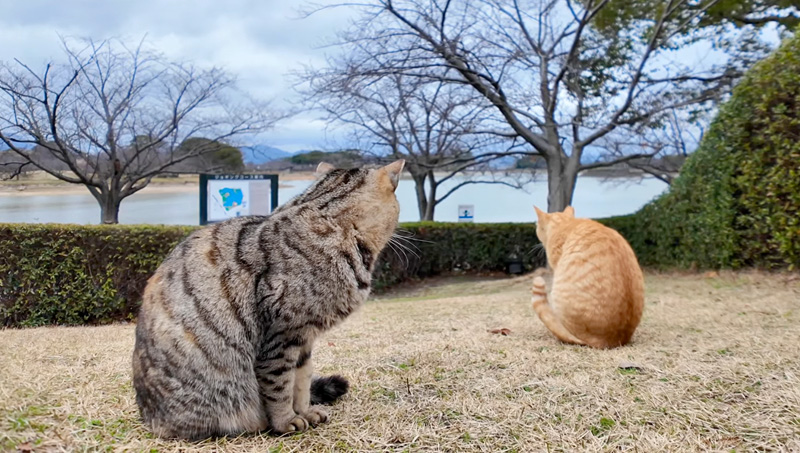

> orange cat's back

[{"left": 533, "top": 207, "right": 644, "bottom": 349}]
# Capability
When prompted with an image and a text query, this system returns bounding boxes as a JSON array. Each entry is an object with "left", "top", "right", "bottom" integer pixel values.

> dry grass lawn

[{"left": 1, "top": 272, "right": 799, "bottom": 452}]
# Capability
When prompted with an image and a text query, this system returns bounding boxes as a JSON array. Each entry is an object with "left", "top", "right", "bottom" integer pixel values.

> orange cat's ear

[
  {"left": 315, "top": 162, "right": 336, "bottom": 177},
  {"left": 563, "top": 206, "right": 575, "bottom": 217},
  {"left": 534, "top": 205, "right": 546, "bottom": 221}
]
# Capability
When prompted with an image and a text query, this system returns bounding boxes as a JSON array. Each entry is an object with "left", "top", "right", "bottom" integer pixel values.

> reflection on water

[{"left": 0, "top": 177, "right": 666, "bottom": 225}]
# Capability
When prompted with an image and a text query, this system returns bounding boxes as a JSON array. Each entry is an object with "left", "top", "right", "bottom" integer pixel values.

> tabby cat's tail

[{"left": 310, "top": 375, "right": 349, "bottom": 405}]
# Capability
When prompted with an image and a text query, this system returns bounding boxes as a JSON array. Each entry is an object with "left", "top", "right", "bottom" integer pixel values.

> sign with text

[
  {"left": 199, "top": 174, "right": 278, "bottom": 225},
  {"left": 458, "top": 204, "right": 475, "bottom": 222}
]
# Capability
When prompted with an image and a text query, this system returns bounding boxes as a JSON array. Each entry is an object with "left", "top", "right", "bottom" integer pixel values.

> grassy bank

[{"left": 1, "top": 271, "right": 799, "bottom": 451}]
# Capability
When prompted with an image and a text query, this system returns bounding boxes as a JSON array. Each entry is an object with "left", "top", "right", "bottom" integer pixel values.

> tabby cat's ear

[
  {"left": 382, "top": 159, "right": 405, "bottom": 190},
  {"left": 563, "top": 206, "right": 575, "bottom": 217},
  {"left": 315, "top": 162, "right": 336, "bottom": 176}
]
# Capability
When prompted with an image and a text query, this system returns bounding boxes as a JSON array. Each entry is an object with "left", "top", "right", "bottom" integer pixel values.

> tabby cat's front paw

[
  {"left": 301, "top": 406, "right": 329, "bottom": 426},
  {"left": 272, "top": 414, "right": 309, "bottom": 434}
]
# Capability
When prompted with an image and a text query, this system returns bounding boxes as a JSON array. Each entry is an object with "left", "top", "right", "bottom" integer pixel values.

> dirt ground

[{"left": 1, "top": 271, "right": 799, "bottom": 452}]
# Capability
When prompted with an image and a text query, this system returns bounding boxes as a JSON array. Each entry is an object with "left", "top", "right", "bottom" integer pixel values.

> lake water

[{"left": 0, "top": 176, "right": 667, "bottom": 225}]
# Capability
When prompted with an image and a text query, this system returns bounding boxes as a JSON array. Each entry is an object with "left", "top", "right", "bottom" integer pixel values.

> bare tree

[
  {"left": 306, "top": 0, "right": 786, "bottom": 211},
  {"left": 301, "top": 63, "right": 529, "bottom": 220},
  {"left": 627, "top": 111, "right": 703, "bottom": 185},
  {"left": 0, "top": 37, "right": 281, "bottom": 223},
  {"left": 594, "top": 109, "right": 705, "bottom": 184}
]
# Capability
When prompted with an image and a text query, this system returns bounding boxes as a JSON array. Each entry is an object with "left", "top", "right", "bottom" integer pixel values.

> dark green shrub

[
  {"left": 0, "top": 224, "right": 194, "bottom": 327},
  {"left": 628, "top": 32, "right": 800, "bottom": 270},
  {"left": 373, "top": 222, "right": 544, "bottom": 289},
  {"left": 0, "top": 222, "right": 547, "bottom": 327}
]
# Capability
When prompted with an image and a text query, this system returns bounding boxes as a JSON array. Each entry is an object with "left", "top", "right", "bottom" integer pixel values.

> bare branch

[
  {"left": 0, "top": 36, "right": 281, "bottom": 223},
  {"left": 309, "top": 0, "right": 786, "bottom": 211},
  {"left": 578, "top": 150, "right": 660, "bottom": 171},
  {"left": 436, "top": 178, "right": 524, "bottom": 204}
]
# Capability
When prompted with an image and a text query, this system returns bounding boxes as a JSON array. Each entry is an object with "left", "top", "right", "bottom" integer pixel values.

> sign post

[
  {"left": 199, "top": 174, "right": 279, "bottom": 225},
  {"left": 457, "top": 204, "right": 475, "bottom": 222}
]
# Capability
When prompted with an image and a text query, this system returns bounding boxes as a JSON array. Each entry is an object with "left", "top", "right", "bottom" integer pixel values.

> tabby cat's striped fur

[{"left": 132, "top": 160, "right": 405, "bottom": 439}]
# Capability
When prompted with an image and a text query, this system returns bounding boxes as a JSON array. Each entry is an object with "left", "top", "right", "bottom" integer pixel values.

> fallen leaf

[
  {"left": 488, "top": 328, "right": 512, "bottom": 336},
  {"left": 327, "top": 342, "right": 336, "bottom": 347}
]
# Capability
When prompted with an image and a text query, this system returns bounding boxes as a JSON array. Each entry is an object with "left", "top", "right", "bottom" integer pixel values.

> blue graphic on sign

[{"left": 219, "top": 188, "right": 245, "bottom": 211}]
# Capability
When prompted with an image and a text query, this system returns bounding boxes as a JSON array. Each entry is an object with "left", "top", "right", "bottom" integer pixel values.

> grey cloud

[{"left": 0, "top": 0, "right": 356, "bottom": 150}]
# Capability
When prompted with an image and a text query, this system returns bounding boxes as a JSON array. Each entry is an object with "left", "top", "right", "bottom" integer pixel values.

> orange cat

[{"left": 531, "top": 206, "right": 644, "bottom": 349}]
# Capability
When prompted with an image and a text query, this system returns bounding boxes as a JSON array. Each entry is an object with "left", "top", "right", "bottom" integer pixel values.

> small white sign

[{"left": 458, "top": 204, "right": 474, "bottom": 222}]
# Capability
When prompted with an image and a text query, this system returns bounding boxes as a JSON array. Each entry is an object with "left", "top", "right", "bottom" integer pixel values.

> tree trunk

[
  {"left": 423, "top": 172, "right": 436, "bottom": 221},
  {"left": 411, "top": 172, "right": 428, "bottom": 220},
  {"left": 98, "top": 191, "right": 122, "bottom": 224},
  {"left": 545, "top": 157, "right": 579, "bottom": 213}
]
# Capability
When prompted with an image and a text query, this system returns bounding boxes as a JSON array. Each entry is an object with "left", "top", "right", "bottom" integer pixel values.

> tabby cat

[
  {"left": 132, "top": 160, "right": 405, "bottom": 440},
  {"left": 531, "top": 206, "right": 644, "bottom": 349}
]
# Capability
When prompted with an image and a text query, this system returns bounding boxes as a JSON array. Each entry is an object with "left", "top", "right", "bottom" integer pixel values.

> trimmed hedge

[
  {"left": 619, "top": 32, "right": 800, "bottom": 270},
  {"left": 373, "top": 222, "right": 545, "bottom": 289},
  {"left": 0, "top": 222, "right": 549, "bottom": 328},
  {"left": 0, "top": 212, "right": 718, "bottom": 328},
  {"left": 0, "top": 224, "right": 194, "bottom": 327}
]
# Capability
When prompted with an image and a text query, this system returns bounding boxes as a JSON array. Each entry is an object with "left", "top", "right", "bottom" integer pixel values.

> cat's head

[
  {"left": 533, "top": 205, "right": 575, "bottom": 246},
  {"left": 312, "top": 159, "right": 405, "bottom": 251}
]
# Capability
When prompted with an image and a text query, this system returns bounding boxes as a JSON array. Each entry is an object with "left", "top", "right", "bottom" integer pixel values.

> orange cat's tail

[{"left": 531, "top": 277, "right": 585, "bottom": 346}]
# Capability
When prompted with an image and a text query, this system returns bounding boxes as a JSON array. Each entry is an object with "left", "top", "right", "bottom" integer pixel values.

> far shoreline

[
  {"left": 0, "top": 167, "right": 657, "bottom": 198},
  {"left": 0, "top": 172, "right": 319, "bottom": 198}
]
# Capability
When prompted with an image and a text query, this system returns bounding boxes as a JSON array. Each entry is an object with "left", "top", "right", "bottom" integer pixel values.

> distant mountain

[{"left": 240, "top": 145, "right": 294, "bottom": 164}]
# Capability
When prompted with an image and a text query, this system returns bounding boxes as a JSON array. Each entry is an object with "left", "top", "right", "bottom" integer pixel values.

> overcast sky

[
  {"left": 0, "top": 0, "right": 354, "bottom": 152},
  {"left": 0, "top": 1, "right": 787, "bottom": 156}
]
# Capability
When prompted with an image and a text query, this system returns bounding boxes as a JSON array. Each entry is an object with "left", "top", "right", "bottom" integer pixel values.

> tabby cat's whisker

[
  {"left": 392, "top": 229, "right": 434, "bottom": 244},
  {"left": 393, "top": 239, "right": 420, "bottom": 267},
  {"left": 386, "top": 238, "right": 407, "bottom": 267},
  {"left": 390, "top": 232, "right": 422, "bottom": 252},
  {"left": 389, "top": 237, "right": 419, "bottom": 260},
  {"left": 393, "top": 236, "right": 421, "bottom": 256},
  {"left": 388, "top": 239, "right": 411, "bottom": 268},
  {"left": 390, "top": 235, "right": 422, "bottom": 254}
]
